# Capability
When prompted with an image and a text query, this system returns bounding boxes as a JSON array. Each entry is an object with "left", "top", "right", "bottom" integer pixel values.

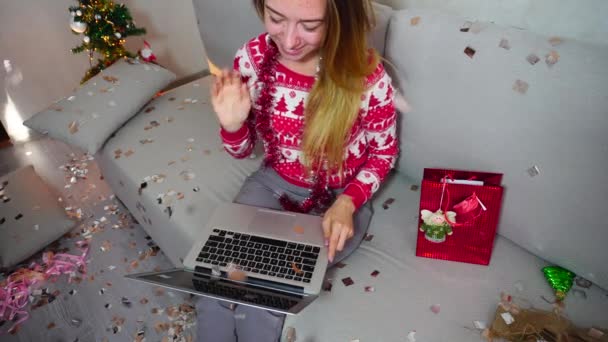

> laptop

[{"left": 125, "top": 202, "right": 328, "bottom": 315}]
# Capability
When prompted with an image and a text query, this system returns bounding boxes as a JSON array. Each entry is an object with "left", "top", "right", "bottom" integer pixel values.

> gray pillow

[
  {"left": 24, "top": 59, "right": 176, "bottom": 155},
  {"left": 0, "top": 165, "right": 76, "bottom": 268}
]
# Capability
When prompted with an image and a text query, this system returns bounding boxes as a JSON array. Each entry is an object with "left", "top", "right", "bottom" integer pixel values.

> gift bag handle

[{"left": 439, "top": 174, "right": 487, "bottom": 227}]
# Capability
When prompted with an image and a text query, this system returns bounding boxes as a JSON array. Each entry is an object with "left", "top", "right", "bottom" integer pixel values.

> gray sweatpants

[{"left": 196, "top": 167, "right": 373, "bottom": 342}]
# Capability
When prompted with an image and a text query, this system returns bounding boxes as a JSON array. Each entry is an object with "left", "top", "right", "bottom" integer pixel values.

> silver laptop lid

[{"left": 125, "top": 268, "right": 318, "bottom": 315}]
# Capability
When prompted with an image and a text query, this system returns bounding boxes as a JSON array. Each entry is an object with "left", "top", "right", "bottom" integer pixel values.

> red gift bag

[{"left": 415, "top": 168, "right": 504, "bottom": 265}]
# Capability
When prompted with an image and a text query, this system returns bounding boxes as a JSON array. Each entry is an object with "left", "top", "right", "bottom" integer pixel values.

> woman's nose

[{"left": 284, "top": 24, "right": 300, "bottom": 50}]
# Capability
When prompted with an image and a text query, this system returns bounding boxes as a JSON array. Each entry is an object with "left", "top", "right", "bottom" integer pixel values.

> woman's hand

[
  {"left": 210, "top": 69, "right": 251, "bottom": 132},
  {"left": 322, "top": 195, "right": 356, "bottom": 262}
]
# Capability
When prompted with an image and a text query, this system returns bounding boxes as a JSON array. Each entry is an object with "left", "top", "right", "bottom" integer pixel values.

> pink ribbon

[{"left": 0, "top": 246, "right": 89, "bottom": 333}]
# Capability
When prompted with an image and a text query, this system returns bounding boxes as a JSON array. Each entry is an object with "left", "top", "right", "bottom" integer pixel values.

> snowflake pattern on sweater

[{"left": 220, "top": 33, "right": 399, "bottom": 209}]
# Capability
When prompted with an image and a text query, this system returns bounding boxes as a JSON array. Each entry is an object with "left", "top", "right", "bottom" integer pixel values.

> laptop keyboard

[
  {"left": 196, "top": 229, "right": 321, "bottom": 284},
  {"left": 192, "top": 277, "right": 299, "bottom": 310}
]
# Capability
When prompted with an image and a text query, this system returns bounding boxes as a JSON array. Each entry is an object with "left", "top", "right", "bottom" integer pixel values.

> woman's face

[{"left": 263, "top": 0, "right": 328, "bottom": 64}]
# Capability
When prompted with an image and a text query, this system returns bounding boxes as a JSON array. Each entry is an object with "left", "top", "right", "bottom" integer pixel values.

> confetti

[
  {"left": 549, "top": 36, "right": 563, "bottom": 46},
  {"left": 69, "top": 289, "right": 77, "bottom": 295},
  {"left": 589, "top": 328, "right": 605, "bottom": 339},
  {"left": 407, "top": 330, "right": 416, "bottom": 342},
  {"left": 460, "top": 21, "right": 473, "bottom": 32},
  {"left": 291, "top": 262, "right": 304, "bottom": 275},
  {"left": 382, "top": 198, "right": 395, "bottom": 210},
  {"left": 430, "top": 304, "right": 441, "bottom": 314},
  {"left": 47, "top": 322, "right": 56, "bottom": 330},
  {"left": 545, "top": 50, "right": 559, "bottom": 67},
  {"left": 180, "top": 170, "right": 196, "bottom": 181},
  {"left": 513, "top": 79, "right": 529, "bottom": 95},
  {"left": 527, "top": 165, "right": 540, "bottom": 177},
  {"left": 473, "top": 321, "right": 487, "bottom": 330},
  {"left": 121, "top": 297, "right": 132, "bottom": 308},
  {"left": 342, "top": 277, "right": 354, "bottom": 286},
  {"left": 140, "top": 138, "right": 155, "bottom": 145},
  {"left": 286, "top": 326, "right": 297, "bottom": 342},
  {"left": 226, "top": 263, "right": 248, "bottom": 282},
  {"left": 363, "top": 233, "right": 374, "bottom": 241},
  {"left": 293, "top": 226, "right": 305, "bottom": 234},
  {"left": 336, "top": 262, "right": 347, "bottom": 268},
  {"left": 169, "top": 97, "right": 176, "bottom": 101},
  {"left": 124, "top": 149, "right": 134, "bottom": 157},
  {"left": 500, "top": 312, "right": 515, "bottom": 325},
  {"left": 464, "top": 46, "right": 476, "bottom": 58},
  {"left": 140, "top": 297, "right": 149, "bottom": 305},
  {"left": 67, "top": 95, "right": 76, "bottom": 101},
  {"left": 102, "top": 75, "right": 119, "bottom": 83},
  {"left": 410, "top": 16, "right": 421, "bottom": 26},
  {"left": 371, "top": 270, "right": 380, "bottom": 277},
  {"left": 68, "top": 121, "right": 79, "bottom": 134},
  {"left": 323, "top": 280, "right": 333, "bottom": 292},
  {"left": 144, "top": 106, "right": 156, "bottom": 113},
  {"left": 526, "top": 54, "right": 540, "bottom": 65},
  {"left": 105, "top": 303, "right": 112, "bottom": 309},
  {"left": 575, "top": 276, "right": 592, "bottom": 288},
  {"left": 364, "top": 286, "right": 375, "bottom": 292},
  {"left": 499, "top": 38, "right": 511, "bottom": 50},
  {"left": 193, "top": 186, "right": 200, "bottom": 192},
  {"left": 100, "top": 240, "right": 112, "bottom": 252}
]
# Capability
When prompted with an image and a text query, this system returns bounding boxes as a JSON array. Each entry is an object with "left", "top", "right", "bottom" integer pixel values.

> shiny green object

[{"left": 542, "top": 266, "right": 575, "bottom": 301}]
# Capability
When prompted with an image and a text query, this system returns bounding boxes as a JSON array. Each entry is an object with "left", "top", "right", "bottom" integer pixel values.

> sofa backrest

[
  {"left": 191, "top": 0, "right": 394, "bottom": 69},
  {"left": 385, "top": 9, "right": 608, "bottom": 289}
]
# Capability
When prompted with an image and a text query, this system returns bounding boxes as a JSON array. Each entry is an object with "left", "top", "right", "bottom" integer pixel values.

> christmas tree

[
  {"left": 542, "top": 265, "right": 575, "bottom": 301},
  {"left": 69, "top": 0, "right": 146, "bottom": 83}
]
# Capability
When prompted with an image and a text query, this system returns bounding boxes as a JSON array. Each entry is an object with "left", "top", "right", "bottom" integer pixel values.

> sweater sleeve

[{"left": 342, "top": 65, "right": 399, "bottom": 209}]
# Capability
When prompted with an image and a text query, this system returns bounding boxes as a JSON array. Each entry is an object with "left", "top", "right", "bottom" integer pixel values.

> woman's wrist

[{"left": 336, "top": 194, "right": 356, "bottom": 214}]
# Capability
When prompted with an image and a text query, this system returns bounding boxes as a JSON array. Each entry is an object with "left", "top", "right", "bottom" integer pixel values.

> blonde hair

[{"left": 253, "top": 0, "right": 380, "bottom": 174}]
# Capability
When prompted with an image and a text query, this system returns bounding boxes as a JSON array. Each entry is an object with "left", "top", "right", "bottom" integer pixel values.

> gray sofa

[{"left": 95, "top": 1, "right": 608, "bottom": 340}]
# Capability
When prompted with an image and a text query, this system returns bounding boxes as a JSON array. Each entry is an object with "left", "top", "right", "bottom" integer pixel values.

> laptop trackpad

[{"left": 249, "top": 209, "right": 295, "bottom": 235}]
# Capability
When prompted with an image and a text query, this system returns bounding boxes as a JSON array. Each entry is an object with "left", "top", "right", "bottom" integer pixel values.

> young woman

[{"left": 197, "top": 0, "right": 398, "bottom": 340}]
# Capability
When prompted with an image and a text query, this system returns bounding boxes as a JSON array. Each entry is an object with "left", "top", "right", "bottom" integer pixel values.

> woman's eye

[{"left": 270, "top": 16, "right": 281, "bottom": 24}]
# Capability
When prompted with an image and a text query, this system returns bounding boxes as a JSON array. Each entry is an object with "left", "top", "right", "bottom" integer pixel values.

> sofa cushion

[
  {"left": 385, "top": 9, "right": 608, "bottom": 289},
  {"left": 0, "top": 165, "right": 76, "bottom": 268},
  {"left": 24, "top": 60, "right": 176, "bottom": 155},
  {"left": 192, "top": 0, "right": 394, "bottom": 68}
]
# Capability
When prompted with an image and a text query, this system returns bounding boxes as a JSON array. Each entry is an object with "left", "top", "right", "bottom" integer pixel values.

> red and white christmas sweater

[{"left": 220, "top": 33, "right": 399, "bottom": 210}]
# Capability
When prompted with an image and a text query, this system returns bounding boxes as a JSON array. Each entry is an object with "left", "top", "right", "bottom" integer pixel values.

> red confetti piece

[{"left": 342, "top": 277, "right": 354, "bottom": 286}]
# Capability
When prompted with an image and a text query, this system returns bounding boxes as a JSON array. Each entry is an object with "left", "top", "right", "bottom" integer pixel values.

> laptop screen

[{"left": 131, "top": 269, "right": 312, "bottom": 314}]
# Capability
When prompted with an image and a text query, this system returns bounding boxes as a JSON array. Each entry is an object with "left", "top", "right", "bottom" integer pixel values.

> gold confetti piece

[
  {"left": 499, "top": 38, "right": 511, "bottom": 50},
  {"left": 140, "top": 297, "right": 149, "bottom": 305},
  {"left": 168, "top": 161, "right": 176, "bottom": 166},
  {"left": 130, "top": 260, "right": 139, "bottom": 269},
  {"left": 226, "top": 263, "right": 248, "bottom": 282},
  {"left": 545, "top": 50, "right": 559, "bottom": 67},
  {"left": 464, "top": 46, "right": 476, "bottom": 58},
  {"left": 154, "top": 287, "right": 165, "bottom": 296},
  {"left": 181, "top": 156, "right": 190, "bottom": 162},
  {"left": 177, "top": 105, "right": 185, "bottom": 110},
  {"left": 549, "top": 36, "right": 563, "bottom": 46},
  {"left": 124, "top": 149, "right": 134, "bottom": 157},
  {"left": 47, "top": 322, "right": 56, "bottom": 330},
  {"left": 100, "top": 240, "right": 112, "bottom": 252},
  {"left": 291, "top": 262, "right": 304, "bottom": 275},
  {"left": 177, "top": 192, "right": 185, "bottom": 200},
  {"left": 102, "top": 75, "right": 119, "bottom": 83},
  {"left": 410, "top": 16, "right": 421, "bottom": 26},
  {"left": 293, "top": 226, "right": 305, "bottom": 234},
  {"left": 513, "top": 79, "right": 529, "bottom": 94},
  {"left": 68, "top": 121, "right": 79, "bottom": 134},
  {"left": 180, "top": 170, "right": 196, "bottom": 181},
  {"left": 166, "top": 116, "right": 175, "bottom": 123},
  {"left": 99, "top": 87, "right": 110, "bottom": 93},
  {"left": 526, "top": 54, "right": 540, "bottom": 65}
]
